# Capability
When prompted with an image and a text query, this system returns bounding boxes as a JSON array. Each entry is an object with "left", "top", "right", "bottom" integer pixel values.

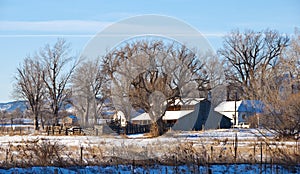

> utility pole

[
  {"left": 234, "top": 91, "right": 237, "bottom": 126},
  {"left": 257, "top": 114, "right": 260, "bottom": 128}
]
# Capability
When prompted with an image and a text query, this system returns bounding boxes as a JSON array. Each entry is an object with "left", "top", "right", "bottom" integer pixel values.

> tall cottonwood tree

[
  {"left": 72, "top": 59, "right": 107, "bottom": 127},
  {"left": 102, "top": 39, "right": 209, "bottom": 136},
  {"left": 14, "top": 57, "right": 44, "bottom": 130},
  {"left": 220, "top": 29, "right": 300, "bottom": 139},
  {"left": 219, "top": 29, "right": 289, "bottom": 100},
  {"left": 40, "top": 39, "right": 78, "bottom": 124}
]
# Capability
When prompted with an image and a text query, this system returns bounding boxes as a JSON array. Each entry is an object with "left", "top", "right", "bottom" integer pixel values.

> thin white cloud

[
  {"left": 201, "top": 32, "right": 225, "bottom": 37},
  {"left": 0, "top": 34, "right": 95, "bottom": 38},
  {"left": 0, "top": 33, "right": 225, "bottom": 38},
  {"left": 0, "top": 20, "right": 111, "bottom": 32},
  {"left": 0, "top": 20, "right": 226, "bottom": 38}
]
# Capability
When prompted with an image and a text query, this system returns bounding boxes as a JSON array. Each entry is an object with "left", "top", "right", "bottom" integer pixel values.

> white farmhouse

[{"left": 113, "top": 111, "right": 127, "bottom": 127}]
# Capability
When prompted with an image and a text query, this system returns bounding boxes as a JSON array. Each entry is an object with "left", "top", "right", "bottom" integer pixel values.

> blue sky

[{"left": 0, "top": 0, "right": 299, "bottom": 102}]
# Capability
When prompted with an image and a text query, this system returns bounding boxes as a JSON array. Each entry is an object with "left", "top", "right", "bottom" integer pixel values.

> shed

[{"left": 63, "top": 115, "right": 79, "bottom": 126}]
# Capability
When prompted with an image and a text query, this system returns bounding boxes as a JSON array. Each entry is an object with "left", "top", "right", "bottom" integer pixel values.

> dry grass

[{"left": 0, "top": 136, "right": 299, "bottom": 168}]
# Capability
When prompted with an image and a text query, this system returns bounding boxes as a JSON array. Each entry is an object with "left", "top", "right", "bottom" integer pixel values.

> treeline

[{"left": 12, "top": 28, "right": 300, "bottom": 139}]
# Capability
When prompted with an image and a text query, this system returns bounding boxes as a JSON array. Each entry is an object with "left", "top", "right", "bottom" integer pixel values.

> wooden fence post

[
  {"left": 253, "top": 142, "right": 256, "bottom": 163},
  {"left": 260, "top": 141, "right": 263, "bottom": 174},
  {"left": 234, "top": 133, "right": 238, "bottom": 162},
  {"left": 80, "top": 146, "right": 83, "bottom": 164},
  {"left": 210, "top": 146, "right": 213, "bottom": 163}
]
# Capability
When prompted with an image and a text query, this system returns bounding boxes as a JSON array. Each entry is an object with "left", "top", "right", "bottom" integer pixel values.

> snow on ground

[
  {"left": 0, "top": 128, "right": 291, "bottom": 148},
  {"left": 175, "top": 128, "right": 275, "bottom": 139},
  {"left": 0, "top": 129, "right": 297, "bottom": 153},
  {"left": 126, "top": 133, "right": 147, "bottom": 139},
  {"left": 0, "top": 129, "right": 298, "bottom": 172}
]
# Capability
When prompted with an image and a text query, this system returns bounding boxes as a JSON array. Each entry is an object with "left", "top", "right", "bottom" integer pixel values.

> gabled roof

[
  {"left": 131, "top": 110, "right": 194, "bottom": 121},
  {"left": 173, "top": 98, "right": 205, "bottom": 106},
  {"left": 214, "top": 100, "right": 264, "bottom": 113},
  {"left": 214, "top": 101, "right": 242, "bottom": 112},
  {"left": 131, "top": 113, "right": 151, "bottom": 121},
  {"left": 68, "top": 115, "right": 78, "bottom": 120},
  {"left": 163, "top": 110, "right": 194, "bottom": 120},
  {"left": 238, "top": 100, "right": 264, "bottom": 113}
]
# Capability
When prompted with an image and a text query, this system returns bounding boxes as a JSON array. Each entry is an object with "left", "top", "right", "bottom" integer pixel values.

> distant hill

[
  {"left": 0, "top": 100, "right": 111, "bottom": 114},
  {"left": 0, "top": 100, "right": 74, "bottom": 113},
  {"left": 0, "top": 101, "right": 28, "bottom": 113}
]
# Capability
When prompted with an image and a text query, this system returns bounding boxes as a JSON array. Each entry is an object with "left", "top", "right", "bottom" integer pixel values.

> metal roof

[
  {"left": 131, "top": 110, "right": 194, "bottom": 121},
  {"left": 214, "top": 100, "right": 264, "bottom": 113}
]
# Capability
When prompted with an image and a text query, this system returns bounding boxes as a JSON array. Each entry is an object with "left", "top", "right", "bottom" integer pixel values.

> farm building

[
  {"left": 131, "top": 110, "right": 194, "bottom": 125},
  {"left": 130, "top": 98, "right": 232, "bottom": 131},
  {"left": 112, "top": 111, "right": 127, "bottom": 127},
  {"left": 214, "top": 100, "right": 264, "bottom": 126},
  {"left": 62, "top": 115, "right": 79, "bottom": 126}
]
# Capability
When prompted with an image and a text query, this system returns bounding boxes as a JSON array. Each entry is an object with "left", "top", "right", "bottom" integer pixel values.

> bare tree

[
  {"left": 219, "top": 29, "right": 289, "bottom": 100},
  {"left": 72, "top": 59, "right": 107, "bottom": 127},
  {"left": 202, "top": 52, "right": 227, "bottom": 105},
  {"left": 261, "top": 92, "right": 300, "bottom": 139},
  {"left": 40, "top": 39, "right": 78, "bottom": 125},
  {"left": 102, "top": 39, "right": 208, "bottom": 136},
  {"left": 282, "top": 28, "right": 300, "bottom": 93},
  {"left": 259, "top": 28, "right": 300, "bottom": 139},
  {"left": 218, "top": 29, "right": 300, "bottom": 139},
  {"left": 14, "top": 57, "right": 45, "bottom": 130}
]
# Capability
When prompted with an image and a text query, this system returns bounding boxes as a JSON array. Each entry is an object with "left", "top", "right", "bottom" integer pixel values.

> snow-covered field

[
  {"left": 0, "top": 128, "right": 286, "bottom": 155},
  {"left": 0, "top": 128, "right": 278, "bottom": 146},
  {"left": 0, "top": 129, "right": 298, "bottom": 173}
]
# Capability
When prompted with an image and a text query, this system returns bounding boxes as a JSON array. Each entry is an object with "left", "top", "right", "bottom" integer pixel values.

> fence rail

[
  {"left": 46, "top": 126, "right": 83, "bottom": 135},
  {"left": 107, "top": 120, "right": 151, "bottom": 135}
]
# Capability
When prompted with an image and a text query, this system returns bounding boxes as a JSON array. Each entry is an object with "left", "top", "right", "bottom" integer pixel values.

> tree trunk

[
  {"left": 40, "top": 114, "right": 45, "bottom": 130},
  {"left": 85, "top": 99, "right": 90, "bottom": 127},
  {"left": 34, "top": 110, "right": 39, "bottom": 130},
  {"left": 150, "top": 117, "right": 165, "bottom": 137},
  {"left": 93, "top": 98, "right": 97, "bottom": 126}
]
